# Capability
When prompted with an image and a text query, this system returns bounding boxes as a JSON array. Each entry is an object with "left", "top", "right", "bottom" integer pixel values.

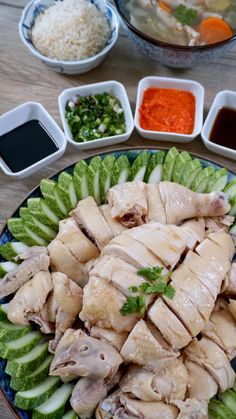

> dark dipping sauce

[
  {"left": 210, "top": 107, "right": 236, "bottom": 151},
  {"left": 0, "top": 120, "right": 58, "bottom": 173}
]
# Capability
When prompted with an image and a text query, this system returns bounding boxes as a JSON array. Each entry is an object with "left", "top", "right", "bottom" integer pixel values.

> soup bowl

[{"left": 114, "top": 0, "right": 236, "bottom": 68}]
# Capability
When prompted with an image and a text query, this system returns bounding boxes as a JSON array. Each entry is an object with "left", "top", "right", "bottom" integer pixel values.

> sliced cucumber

[
  {"left": 224, "top": 178, "right": 236, "bottom": 199},
  {"left": 15, "top": 376, "right": 60, "bottom": 410},
  {"left": 144, "top": 151, "right": 165, "bottom": 184},
  {"left": 100, "top": 155, "right": 116, "bottom": 203},
  {"left": 208, "top": 399, "right": 235, "bottom": 419},
  {"left": 0, "top": 242, "right": 29, "bottom": 262},
  {"left": 27, "top": 198, "right": 59, "bottom": 229},
  {"left": 191, "top": 166, "right": 216, "bottom": 193},
  {"left": 0, "top": 331, "right": 42, "bottom": 360},
  {"left": 54, "top": 184, "right": 69, "bottom": 216},
  {"left": 0, "top": 261, "right": 18, "bottom": 278},
  {"left": 7, "top": 218, "right": 38, "bottom": 247},
  {"left": 63, "top": 410, "right": 78, "bottom": 419},
  {"left": 10, "top": 354, "right": 53, "bottom": 391},
  {"left": 0, "top": 304, "right": 9, "bottom": 320},
  {"left": 218, "top": 390, "right": 236, "bottom": 414},
  {"left": 6, "top": 342, "right": 48, "bottom": 377},
  {"left": 229, "top": 223, "right": 236, "bottom": 235},
  {"left": 32, "top": 383, "right": 73, "bottom": 419},
  {"left": 20, "top": 208, "right": 56, "bottom": 242},
  {"left": 0, "top": 320, "right": 31, "bottom": 343},
  {"left": 40, "top": 179, "right": 66, "bottom": 219},
  {"left": 111, "top": 155, "right": 131, "bottom": 186},
  {"left": 87, "top": 156, "right": 102, "bottom": 204},
  {"left": 162, "top": 147, "right": 179, "bottom": 181},
  {"left": 128, "top": 151, "right": 150, "bottom": 182},
  {"left": 229, "top": 196, "right": 236, "bottom": 216},
  {"left": 73, "top": 160, "right": 89, "bottom": 201},
  {"left": 172, "top": 151, "right": 191, "bottom": 184},
  {"left": 180, "top": 158, "right": 202, "bottom": 188},
  {"left": 58, "top": 172, "right": 78, "bottom": 211},
  {"left": 206, "top": 168, "right": 228, "bottom": 192}
]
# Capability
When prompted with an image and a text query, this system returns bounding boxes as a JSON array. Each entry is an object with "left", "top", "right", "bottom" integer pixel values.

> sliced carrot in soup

[
  {"left": 199, "top": 17, "right": 233, "bottom": 45},
  {"left": 159, "top": 0, "right": 172, "bottom": 14}
]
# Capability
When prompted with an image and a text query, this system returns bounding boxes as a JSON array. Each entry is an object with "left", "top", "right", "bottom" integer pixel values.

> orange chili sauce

[{"left": 139, "top": 88, "right": 196, "bottom": 135}]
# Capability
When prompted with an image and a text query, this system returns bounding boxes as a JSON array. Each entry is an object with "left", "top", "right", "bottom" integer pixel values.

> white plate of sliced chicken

[{"left": 0, "top": 148, "right": 236, "bottom": 419}]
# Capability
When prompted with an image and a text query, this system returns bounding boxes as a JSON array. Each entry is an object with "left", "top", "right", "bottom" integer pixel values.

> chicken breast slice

[
  {"left": 57, "top": 218, "right": 99, "bottom": 262},
  {"left": 143, "top": 222, "right": 193, "bottom": 252},
  {"left": 222, "top": 263, "right": 236, "bottom": 295},
  {"left": 102, "top": 233, "right": 166, "bottom": 270},
  {"left": 202, "top": 300, "right": 236, "bottom": 360},
  {"left": 174, "top": 399, "right": 208, "bottom": 419},
  {"left": 184, "top": 337, "right": 235, "bottom": 392},
  {"left": 207, "top": 231, "right": 235, "bottom": 261},
  {"left": 107, "top": 181, "right": 147, "bottom": 227},
  {"left": 147, "top": 184, "right": 166, "bottom": 224},
  {"left": 120, "top": 320, "right": 179, "bottom": 370},
  {"left": 159, "top": 181, "right": 230, "bottom": 225},
  {"left": 50, "top": 332, "right": 122, "bottom": 381},
  {"left": 70, "top": 196, "right": 113, "bottom": 250},
  {"left": 7, "top": 271, "right": 52, "bottom": 326},
  {"left": 170, "top": 264, "right": 215, "bottom": 322},
  {"left": 80, "top": 276, "right": 138, "bottom": 332},
  {"left": 185, "top": 360, "right": 218, "bottom": 401},
  {"left": 90, "top": 327, "right": 128, "bottom": 352},
  {"left": 195, "top": 237, "right": 231, "bottom": 274},
  {"left": 0, "top": 246, "right": 50, "bottom": 298},
  {"left": 162, "top": 288, "right": 205, "bottom": 337},
  {"left": 148, "top": 298, "right": 192, "bottom": 350},
  {"left": 229, "top": 299, "right": 236, "bottom": 321},
  {"left": 99, "top": 204, "right": 126, "bottom": 236},
  {"left": 180, "top": 218, "right": 206, "bottom": 244},
  {"left": 48, "top": 239, "right": 88, "bottom": 287}
]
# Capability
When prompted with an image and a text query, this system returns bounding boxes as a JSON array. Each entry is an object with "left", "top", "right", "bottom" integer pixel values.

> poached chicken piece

[
  {"left": 185, "top": 360, "right": 218, "bottom": 401},
  {"left": 0, "top": 246, "right": 50, "bottom": 298}
]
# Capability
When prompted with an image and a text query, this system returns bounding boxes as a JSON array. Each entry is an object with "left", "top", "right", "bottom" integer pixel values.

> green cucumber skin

[
  {"left": 208, "top": 399, "right": 235, "bottom": 419},
  {"left": 0, "top": 331, "right": 42, "bottom": 360},
  {"left": 73, "top": 160, "right": 89, "bottom": 201},
  {"left": 162, "top": 147, "right": 179, "bottom": 181},
  {"left": 62, "top": 410, "right": 78, "bottom": 419},
  {"left": 27, "top": 198, "right": 59, "bottom": 230},
  {"left": 128, "top": 151, "right": 150, "bottom": 181},
  {"left": 14, "top": 377, "right": 60, "bottom": 410},
  {"left": 111, "top": 155, "right": 131, "bottom": 186},
  {"left": 191, "top": 166, "right": 216, "bottom": 192},
  {"left": 54, "top": 184, "right": 70, "bottom": 216},
  {"left": 40, "top": 180, "right": 65, "bottom": 219},
  {"left": 0, "top": 304, "right": 9, "bottom": 320},
  {"left": 0, "top": 261, "right": 18, "bottom": 278},
  {"left": 32, "top": 383, "right": 73, "bottom": 419},
  {"left": 224, "top": 178, "right": 236, "bottom": 199},
  {"left": 6, "top": 342, "right": 48, "bottom": 377},
  {"left": 19, "top": 208, "right": 55, "bottom": 242},
  {"left": 172, "top": 151, "right": 191, "bottom": 184},
  {"left": 7, "top": 219, "right": 36, "bottom": 247},
  {"left": 58, "top": 172, "right": 77, "bottom": 211},
  {"left": 206, "top": 168, "right": 228, "bottom": 192},
  {"left": 0, "top": 243, "right": 17, "bottom": 261},
  {"left": 87, "top": 156, "right": 102, "bottom": 204},
  {"left": 229, "top": 196, "right": 236, "bottom": 216},
  {"left": 218, "top": 389, "right": 236, "bottom": 414},
  {"left": 100, "top": 155, "right": 116, "bottom": 203},
  {"left": 144, "top": 151, "right": 165, "bottom": 183},
  {"left": 32, "top": 405, "right": 66, "bottom": 419},
  {"left": 0, "top": 321, "right": 31, "bottom": 343},
  {"left": 180, "top": 159, "right": 202, "bottom": 187},
  {"left": 10, "top": 355, "right": 53, "bottom": 391}
]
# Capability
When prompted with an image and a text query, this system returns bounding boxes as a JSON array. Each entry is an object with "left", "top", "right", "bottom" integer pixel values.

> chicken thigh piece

[
  {"left": 148, "top": 298, "right": 192, "bottom": 350},
  {"left": 185, "top": 360, "right": 218, "bottom": 401},
  {"left": 99, "top": 204, "right": 126, "bottom": 236},
  {"left": 229, "top": 299, "right": 236, "bottom": 321},
  {"left": 120, "top": 320, "right": 179, "bottom": 370},
  {"left": 159, "top": 181, "right": 230, "bottom": 225},
  {"left": 184, "top": 337, "right": 235, "bottom": 392},
  {"left": 50, "top": 332, "right": 122, "bottom": 380},
  {"left": 202, "top": 300, "right": 236, "bottom": 360},
  {"left": 71, "top": 378, "right": 107, "bottom": 419},
  {"left": 57, "top": 218, "right": 99, "bottom": 262},
  {"left": 7, "top": 271, "right": 52, "bottom": 327},
  {"left": 174, "top": 399, "right": 208, "bottom": 419},
  {"left": 48, "top": 239, "right": 88, "bottom": 287},
  {"left": 80, "top": 276, "right": 139, "bottom": 332},
  {"left": 146, "top": 184, "right": 166, "bottom": 224},
  {"left": 108, "top": 181, "right": 148, "bottom": 227},
  {"left": 70, "top": 196, "right": 113, "bottom": 250},
  {"left": 0, "top": 246, "right": 50, "bottom": 298}
]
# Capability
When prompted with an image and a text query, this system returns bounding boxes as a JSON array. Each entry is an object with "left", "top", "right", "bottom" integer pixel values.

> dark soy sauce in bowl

[
  {"left": 0, "top": 120, "right": 58, "bottom": 173},
  {"left": 210, "top": 107, "right": 236, "bottom": 151}
]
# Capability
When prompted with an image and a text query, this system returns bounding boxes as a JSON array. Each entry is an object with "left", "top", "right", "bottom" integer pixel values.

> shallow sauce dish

[
  {"left": 19, "top": 0, "right": 119, "bottom": 74},
  {"left": 0, "top": 148, "right": 236, "bottom": 419},
  {"left": 114, "top": 0, "right": 236, "bottom": 68}
]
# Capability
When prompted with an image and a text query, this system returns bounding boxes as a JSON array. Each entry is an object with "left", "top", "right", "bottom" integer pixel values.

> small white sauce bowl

[
  {"left": 58, "top": 80, "right": 134, "bottom": 150},
  {"left": 134, "top": 76, "right": 205, "bottom": 143},
  {"left": 201, "top": 90, "right": 236, "bottom": 161},
  {"left": 19, "top": 0, "right": 119, "bottom": 75},
  {"left": 0, "top": 102, "right": 66, "bottom": 179}
]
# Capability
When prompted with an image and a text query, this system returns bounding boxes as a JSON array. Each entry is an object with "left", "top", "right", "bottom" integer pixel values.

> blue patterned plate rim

[{"left": 0, "top": 146, "right": 235, "bottom": 419}]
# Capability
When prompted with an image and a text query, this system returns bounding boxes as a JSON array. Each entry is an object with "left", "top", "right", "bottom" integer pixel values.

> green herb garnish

[
  {"left": 174, "top": 5, "right": 199, "bottom": 26},
  {"left": 120, "top": 266, "right": 175, "bottom": 316}
]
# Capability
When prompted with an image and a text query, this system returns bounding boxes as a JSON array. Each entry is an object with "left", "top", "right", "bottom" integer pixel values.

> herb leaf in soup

[{"left": 174, "top": 5, "right": 199, "bottom": 26}]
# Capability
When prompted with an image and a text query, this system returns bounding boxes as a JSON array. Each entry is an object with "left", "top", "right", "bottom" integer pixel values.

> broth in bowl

[{"left": 126, "top": 0, "right": 236, "bottom": 46}]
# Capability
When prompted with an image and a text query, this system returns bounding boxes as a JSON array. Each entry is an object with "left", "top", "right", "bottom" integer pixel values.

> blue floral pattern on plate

[{"left": 0, "top": 148, "right": 235, "bottom": 418}]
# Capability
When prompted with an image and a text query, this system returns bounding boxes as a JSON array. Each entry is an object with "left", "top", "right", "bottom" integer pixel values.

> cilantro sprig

[
  {"left": 120, "top": 266, "right": 175, "bottom": 316},
  {"left": 174, "top": 5, "right": 199, "bottom": 27}
]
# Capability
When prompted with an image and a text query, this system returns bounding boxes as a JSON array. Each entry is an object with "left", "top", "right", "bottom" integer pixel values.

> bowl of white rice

[{"left": 19, "top": 0, "right": 119, "bottom": 74}]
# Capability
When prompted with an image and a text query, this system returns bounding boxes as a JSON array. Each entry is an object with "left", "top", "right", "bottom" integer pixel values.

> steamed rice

[{"left": 31, "top": 0, "right": 111, "bottom": 61}]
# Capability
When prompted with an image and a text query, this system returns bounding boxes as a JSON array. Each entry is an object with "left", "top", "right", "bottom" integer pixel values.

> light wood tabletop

[{"left": 0, "top": 0, "right": 236, "bottom": 417}]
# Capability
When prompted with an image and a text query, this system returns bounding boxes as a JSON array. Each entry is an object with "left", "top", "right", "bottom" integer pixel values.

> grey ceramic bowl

[{"left": 114, "top": 0, "right": 236, "bottom": 68}]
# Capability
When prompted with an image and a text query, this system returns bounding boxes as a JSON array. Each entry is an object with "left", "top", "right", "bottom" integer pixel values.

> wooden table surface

[{"left": 0, "top": 0, "right": 236, "bottom": 417}]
